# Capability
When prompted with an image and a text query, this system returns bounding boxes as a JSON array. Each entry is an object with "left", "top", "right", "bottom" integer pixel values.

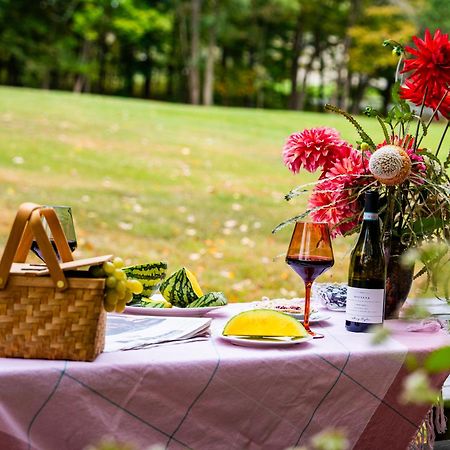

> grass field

[{"left": 0, "top": 87, "right": 447, "bottom": 301}]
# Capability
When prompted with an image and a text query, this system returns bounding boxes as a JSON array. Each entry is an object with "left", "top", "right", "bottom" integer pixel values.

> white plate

[
  {"left": 220, "top": 335, "right": 313, "bottom": 348},
  {"left": 286, "top": 312, "right": 331, "bottom": 323},
  {"left": 124, "top": 305, "right": 224, "bottom": 317}
]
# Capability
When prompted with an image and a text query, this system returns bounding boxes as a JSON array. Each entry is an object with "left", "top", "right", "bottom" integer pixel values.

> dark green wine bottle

[{"left": 345, "top": 191, "right": 385, "bottom": 332}]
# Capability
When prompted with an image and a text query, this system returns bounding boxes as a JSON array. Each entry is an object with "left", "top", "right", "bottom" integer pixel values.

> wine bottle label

[
  {"left": 345, "top": 287, "right": 384, "bottom": 324},
  {"left": 363, "top": 212, "right": 378, "bottom": 221}
]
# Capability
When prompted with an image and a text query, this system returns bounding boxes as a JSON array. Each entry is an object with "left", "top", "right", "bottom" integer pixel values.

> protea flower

[{"left": 369, "top": 145, "right": 412, "bottom": 185}]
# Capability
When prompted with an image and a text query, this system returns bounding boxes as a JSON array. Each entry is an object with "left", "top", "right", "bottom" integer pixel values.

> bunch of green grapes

[{"left": 89, "top": 257, "right": 143, "bottom": 313}]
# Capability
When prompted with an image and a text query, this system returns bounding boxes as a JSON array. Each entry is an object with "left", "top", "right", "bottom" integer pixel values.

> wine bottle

[{"left": 345, "top": 191, "right": 385, "bottom": 332}]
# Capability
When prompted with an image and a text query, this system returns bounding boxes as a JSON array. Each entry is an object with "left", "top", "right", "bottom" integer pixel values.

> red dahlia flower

[
  {"left": 400, "top": 29, "right": 450, "bottom": 119},
  {"left": 400, "top": 79, "right": 450, "bottom": 119},
  {"left": 402, "top": 29, "right": 450, "bottom": 89},
  {"left": 283, "top": 127, "right": 352, "bottom": 173}
]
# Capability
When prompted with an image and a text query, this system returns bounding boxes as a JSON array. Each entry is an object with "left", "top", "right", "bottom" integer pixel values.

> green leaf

[
  {"left": 324, "top": 104, "right": 376, "bottom": 150},
  {"left": 272, "top": 210, "right": 313, "bottom": 233},
  {"left": 377, "top": 116, "right": 390, "bottom": 144},
  {"left": 412, "top": 217, "right": 445, "bottom": 235},
  {"left": 285, "top": 188, "right": 308, "bottom": 201},
  {"left": 391, "top": 82, "right": 402, "bottom": 104},
  {"left": 444, "top": 150, "right": 450, "bottom": 169},
  {"left": 424, "top": 346, "right": 450, "bottom": 373},
  {"left": 413, "top": 264, "right": 429, "bottom": 280},
  {"left": 421, "top": 151, "right": 443, "bottom": 165}
]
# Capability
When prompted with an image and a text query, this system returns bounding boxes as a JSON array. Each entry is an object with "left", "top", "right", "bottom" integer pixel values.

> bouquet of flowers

[{"left": 277, "top": 29, "right": 450, "bottom": 314}]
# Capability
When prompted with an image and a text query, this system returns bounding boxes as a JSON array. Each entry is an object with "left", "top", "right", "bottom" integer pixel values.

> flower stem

[
  {"left": 417, "top": 89, "right": 449, "bottom": 148},
  {"left": 414, "top": 86, "right": 428, "bottom": 151},
  {"left": 435, "top": 120, "right": 449, "bottom": 158},
  {"left": 395, "top": 54, "right": 403, "bottom": 84},
  {"left": 382, "top": 186, "right": 396, "bottom": 262}
]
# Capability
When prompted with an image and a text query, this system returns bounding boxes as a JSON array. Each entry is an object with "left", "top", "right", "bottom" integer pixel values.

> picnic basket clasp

[{"left": 0, "top": 203, "right": 74, "bottom": 291}]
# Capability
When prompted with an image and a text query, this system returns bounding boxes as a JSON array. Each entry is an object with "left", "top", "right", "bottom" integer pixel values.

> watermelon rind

[
  {"left": 123, "top": 262, "right": 167, "bottom": 303},
  {"left": 138, "top": 298, "right": 172, "bottom": 308},
  {"left": 187, "top": 292, "right": 227, "bottom": 308},
  {"left": 159, "top": 267, "right": 203, "bottom": 307}
]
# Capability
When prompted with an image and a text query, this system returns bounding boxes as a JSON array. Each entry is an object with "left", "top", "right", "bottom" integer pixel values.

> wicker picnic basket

[{"left": 0, "top": 203, "right": 109, "bottom": 362}]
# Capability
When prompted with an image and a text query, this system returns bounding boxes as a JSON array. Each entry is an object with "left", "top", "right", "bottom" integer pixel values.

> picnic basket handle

[
  {"left": 14, "top": 207, "right": 74, "bottom": 264},
  {"left": 0, "top": 203, "right": 71, "bottom": 291}
]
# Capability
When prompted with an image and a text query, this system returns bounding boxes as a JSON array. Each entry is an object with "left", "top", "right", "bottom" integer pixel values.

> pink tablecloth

[{"left": 0, "top": 304, "right": 449, "bottom": 450}]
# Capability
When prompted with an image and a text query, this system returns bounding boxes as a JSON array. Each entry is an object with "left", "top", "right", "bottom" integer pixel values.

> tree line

[{"left": 0, "top": 0, "right": 447, "bottom": 113}]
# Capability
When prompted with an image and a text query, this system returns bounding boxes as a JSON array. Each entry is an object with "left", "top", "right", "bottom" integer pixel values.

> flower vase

[{"left": 384, "top": 239, "right": 414, "bottom": 319}]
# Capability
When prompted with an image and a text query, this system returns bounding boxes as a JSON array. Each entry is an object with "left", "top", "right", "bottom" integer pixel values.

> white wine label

[
  {"left": 363, "top": 212, "right": 378, "bottom": 221},
  {"left": 345, "top": 287, "right": 384, "bottom": 324}
]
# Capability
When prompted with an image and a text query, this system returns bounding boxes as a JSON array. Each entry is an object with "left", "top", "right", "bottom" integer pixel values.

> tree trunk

[
  {"left": 298, "top": 51, "right": 316, "bottom": 111},
  {"left": 220, "top": 46, "right": 229, "bottom": 106},
  {"left": 73, "top": 40, "right": 90, "bottom": 93},
  {"left": 143, "top": 53, "right": 153, "bottom": 99},
  {"left": 166, "top": 11, "right": 180, "bottom": 101},
  {"left": 97, "top": 38, "right": 107, "bottom": 94},
  {"left": 381, "top": 77, "right": 393, "bottom": 115},
  {"left": 177, "top": 2, "right": 190, "bottom": 103},
  {"left": 334, "top": 54, "right": 345, "bottom": 108},
  {"left": 7, "top": 56, "right": 20, "bottom": 86},
  {"left": 202, "top": 0, "right": 217, "bottom": 106},
  {"left": 121, "top": 45, "right": 135, "bottom": 97},
  {"left": 288, "top": 10, "right": 304, "bottom": 110},
  {"left": 254, "top": 24, "right": 267, "bottom": 109},
  {"left": 350, "top": 73, "right": 368, "bottom": 114},
  {"left": 341, "top": 0, "right": 362, "bottom": 109},
  {"left": 41, "top": 72, "right": 51, "bottom": 90},
  {"left": 318, "top": 54, "right": 325, "bottom": 111},
  {"left": 188, "top": 0, "right": 202, "bottom": 105},
  {"left": 84, "top": 76, "right": 92, "bottom": 93}
]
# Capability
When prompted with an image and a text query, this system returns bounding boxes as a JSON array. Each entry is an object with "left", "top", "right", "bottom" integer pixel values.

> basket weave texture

[
  {"left": 0, "top": 203, "right": 106, "bottom": 361},
  {"left": 0, "top": 276, "right": 106, "bottom": 361}
]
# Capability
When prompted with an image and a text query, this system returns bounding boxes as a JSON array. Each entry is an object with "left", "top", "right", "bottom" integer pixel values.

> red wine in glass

[
  {"left": 31, "top": 239, "right": 77, "bottom": 261},
  {"left": 31, "top": 206, "right": 77, "bottom": 261},
  {"left": 286, "top": 222, "right": 334, "bottom": 337},
  {"left": 286, "top": 257, "right": 335, "bottom": 283}
]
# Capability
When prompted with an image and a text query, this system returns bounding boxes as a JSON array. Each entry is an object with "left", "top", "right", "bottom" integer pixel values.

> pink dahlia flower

[
  {"left": 321, "top": 146, "right": 368, "bottom": 185},
  {"left": 283, "top": 127, "right": 352, "bottom": 173},
  {"left": 308, "top": 149, "right": 369, "bottom": 237},
  {"left": 308, "top": 180, "right": 361, "bottom": 237}
]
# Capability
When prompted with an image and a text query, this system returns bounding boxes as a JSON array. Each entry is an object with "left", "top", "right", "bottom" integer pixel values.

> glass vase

[{"left": 384, "top": 239, "right": 414, "bottom": 319}]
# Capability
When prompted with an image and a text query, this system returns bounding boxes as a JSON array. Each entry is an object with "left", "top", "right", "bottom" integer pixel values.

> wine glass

[
  {"left": 286, "top": 222, "right": 334, "bottom": 338},
  {"left": 31, "top": 205, "right": 77, "bottom": 261}
]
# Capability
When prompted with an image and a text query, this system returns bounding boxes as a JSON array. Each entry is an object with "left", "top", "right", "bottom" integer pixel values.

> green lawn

[{"left": 0, "top": 87, "right": 446, "bottom": 301}]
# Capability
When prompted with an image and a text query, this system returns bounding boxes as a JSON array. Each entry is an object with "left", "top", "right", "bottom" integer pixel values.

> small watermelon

[
  {"left": 123, "top": 262, "right": 167, "bottom": 303},
  {"left": 222, "top": 309, "right": 308, "bottom": 337},
  {"left": 159, "top": 267, "right": 203, "bottom": 307},
  {"left": 187, "top": 292, "right": 227, "bottom": 308}
]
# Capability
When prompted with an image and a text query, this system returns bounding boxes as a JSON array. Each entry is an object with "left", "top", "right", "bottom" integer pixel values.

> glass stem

[{"left": 304, "top": 281, "right": 313, "bottom": 334}]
